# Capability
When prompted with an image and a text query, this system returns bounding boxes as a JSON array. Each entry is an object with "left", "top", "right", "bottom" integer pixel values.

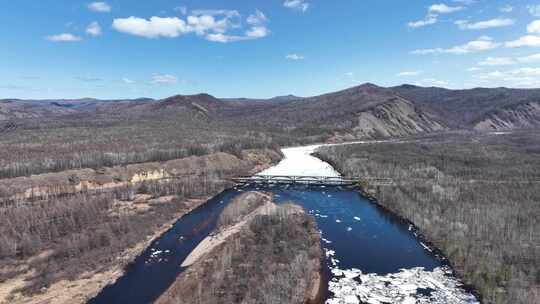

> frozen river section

[{"left": 257, "top": 145, "right": 341, "bottom": 177}]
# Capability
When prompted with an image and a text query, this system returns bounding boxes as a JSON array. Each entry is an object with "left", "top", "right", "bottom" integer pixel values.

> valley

[{"left": 1, "top": 83, "right": 539, "bottom": 304}]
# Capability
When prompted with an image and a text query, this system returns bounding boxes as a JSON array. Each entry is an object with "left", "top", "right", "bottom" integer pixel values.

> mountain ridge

[{"left": 3, "top": 83, "right": 540, "bottom": 136}]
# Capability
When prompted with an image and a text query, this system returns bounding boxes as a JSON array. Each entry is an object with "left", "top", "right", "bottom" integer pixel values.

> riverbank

[
  {"left": 156, "top": 192, "right": 322, "bottom": 304},
  {"left": 0, "top": 149, "right": 282, "bottom": 304},
  {"left": 316, "top": 132, "right": 540, "bottom": 303},
  {"left": 0, "top": 197, "right": 209, "bottom": 304},
  {"left": 261, "top": 142, "right": 478, "bottom": 303}
]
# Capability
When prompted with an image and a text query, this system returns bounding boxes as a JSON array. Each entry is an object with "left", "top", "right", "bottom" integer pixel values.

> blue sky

[{"left": 2, "top": 0, "right": 540, "bottom": 99}]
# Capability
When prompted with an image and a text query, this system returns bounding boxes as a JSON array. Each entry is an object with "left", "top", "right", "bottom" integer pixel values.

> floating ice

[
  {"left": 326, "top": 266, "right": 479, "bottom": 304},
  {"left": 353, "top": 216, "right": 361, "bottom": 221}
]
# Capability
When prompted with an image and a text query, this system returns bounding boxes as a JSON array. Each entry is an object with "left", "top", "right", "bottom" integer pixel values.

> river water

[{"left": 88, "top": 144, "right": 479, "bottom": 304}]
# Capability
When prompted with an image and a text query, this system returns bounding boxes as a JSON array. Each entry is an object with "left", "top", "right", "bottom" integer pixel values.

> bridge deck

[{"left": 231, "top": 175, "right": 361, "bottom": 186}]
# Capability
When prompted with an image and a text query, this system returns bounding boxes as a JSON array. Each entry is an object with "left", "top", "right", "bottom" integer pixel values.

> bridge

[
  {"left": 231, "top": 175, "right": 395, "bottom": 186},
  {"left": 232, "top": 175, "right": 362, "bottom": 186}
]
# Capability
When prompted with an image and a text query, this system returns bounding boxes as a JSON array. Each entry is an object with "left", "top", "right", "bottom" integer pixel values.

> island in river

[{"left": 157, "top": 191, "right": 323, "bottom": 304}]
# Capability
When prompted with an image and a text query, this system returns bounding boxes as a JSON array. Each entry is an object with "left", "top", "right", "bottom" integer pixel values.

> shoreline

[
  {"left": 355, "top": 185, "right": 483, "bottom": 301},
  {"left": 0, "top": 195, "right": 215, "bottom": 304},
  {"left": 310, "top": 148, "right": 482, "bottom": 301}
]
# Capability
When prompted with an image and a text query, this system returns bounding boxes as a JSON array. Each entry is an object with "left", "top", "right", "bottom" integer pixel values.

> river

[{"left": 88, "top": 144, "right": 479, "bottom": 304}]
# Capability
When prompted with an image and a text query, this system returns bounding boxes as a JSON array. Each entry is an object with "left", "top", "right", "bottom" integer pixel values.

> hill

[{"left": 391, "top": 84, "right": 540, "bottom": 130}]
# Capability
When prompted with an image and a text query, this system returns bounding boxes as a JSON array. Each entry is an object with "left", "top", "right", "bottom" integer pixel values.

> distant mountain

[
  {"left": 221, "top": 94, "right": 302, "bottom": 104},
  {"left": 239, "top": 83, "right": 447, "bottom": 140},
  {"left": 268, "top": 95, "right": 303, "bottom": 102},
  {"left": 3, "top": 84, "right": 540, "bottom": 137},
  {"left": 0, "top": 98, "right": 156, "bottom": 120},
  {"left": 473, "top": 101, "right": 540, "bottom": 131},
  {"left": 391, "top": 84, "right": 540, "bottom": 129},
  {"left": 0, "top": 99, "right": 77, "bottom": 120}
]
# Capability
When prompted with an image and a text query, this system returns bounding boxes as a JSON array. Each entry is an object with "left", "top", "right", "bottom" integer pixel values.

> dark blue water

[{"left": 88, "top": 185, "right": 443, "bottom": 304}]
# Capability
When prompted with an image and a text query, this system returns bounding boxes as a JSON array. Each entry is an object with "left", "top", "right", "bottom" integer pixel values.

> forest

[
  {"left": 0, "top": 148, "right": 281, "bottom": 302},
  {"left": 317, "top": 131, "right": 540, "bottom": 304}
]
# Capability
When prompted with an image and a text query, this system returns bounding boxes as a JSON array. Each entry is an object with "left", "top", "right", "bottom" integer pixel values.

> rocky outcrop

[
  {"left": 330, "top": 98, "right": 446, "bottom": 141},
  {"left": 473, "top": 101, "right": 540, "bottom": 131},
  {"left": 0, "top": 149, "right": 281, "bottom": 202},
  {"left": 157, "top": 192, "right": 322, "bottom": 304}
]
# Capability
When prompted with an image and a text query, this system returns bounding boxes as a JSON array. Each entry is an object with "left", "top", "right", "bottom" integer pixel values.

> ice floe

[
  {"left": 145, "top": 248, "right": 171, "bottom": 265},
  {"left": 325, "top": 246, "right": 478, "bottom": 304},
  {"left": 322, "top": 238, "right": 333, "bottom": 244}
]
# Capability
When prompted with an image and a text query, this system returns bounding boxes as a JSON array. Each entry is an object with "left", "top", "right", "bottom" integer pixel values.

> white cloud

[
  {"left": 412, "top": 36, "right": 499, "bottom": 55},
  {"left": 528, "top": 5, "right": 540, "bottom": 17},
  {"left": 151, "top": 74, "right": 178, "bottom": 85},
  {"left": 247, "top": 9, "right": 268, "bottom": 25},
  {"left": 187, "top": 14, "right": 231, "bottom": 35},
  {"left": 507, "top": 67, "right": 540, "bottom": 77},
  {"left": 408, "top": 15, "right": 438, "bottom": 28},
  {"left": 408, "top": 3, "right": 463, "bottom": 28},
  {"left": 190, "top": 9, "right": 240, "bottom": 18},
  {"left": 205, "top": 33, "right": 243, "bottom": 43},
  {"left": 245, "top": 26, "right": 269, "bottom": 38},
  {"left": 397, "top": 71, "right": 422, "bottom": 76},
  {"left": 284, "top": 0, "right": 309, "bottom": 12},
  {"left": 114, "top": 9, "right": 269, "bottom": 43},
  {"left": 86, "top": 21, "right": 102, "bottom": 36},
  {"left": 122, "top": 78, "right": 134, "bottom": 84},
  {"left": 518, "top": 52, "right": 540, "bottom": 63},
  {"left": 473, "top": 67, "right": 540, "bottom": 87},
  {"left": 505, "top": 35, "right": 540, "bottom": 48},
  {"left": 87, "top": 2, "right": 111, "bottom": 13},
  {"left": 478, "top": 68, "right": 540, "bottom": 78},
  {"left": 455, "top": 18, "right": 514, "bottom": 30},
  {"left": 527, "top": 20, "right": 540, "bottom": 34},
  {"left": 429, "top": 3, "right": 463, "bottom": 14},
  {"left": 45, "top": 33, "right": 82, "bottom": 42},
  {"left": 414, "top": 78, "right": 448, "bottom": 87},
  {"left": 113, "top": 16, "right": 189, "bottom": 38},
  {"left": 499, "top": 5, "right": 513, "bottom": 13},
  {"left": 467, "top": 67, "right": 482, "bottom": 71},
  {"left": 205, "top": 28, "right": 269, "bottom": 43},
  {"left": 478, "top": 57, "right": 516, "bottom": 66},
  {"left": 286, "top": 54, "right": 305, "bottom": 60}
]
